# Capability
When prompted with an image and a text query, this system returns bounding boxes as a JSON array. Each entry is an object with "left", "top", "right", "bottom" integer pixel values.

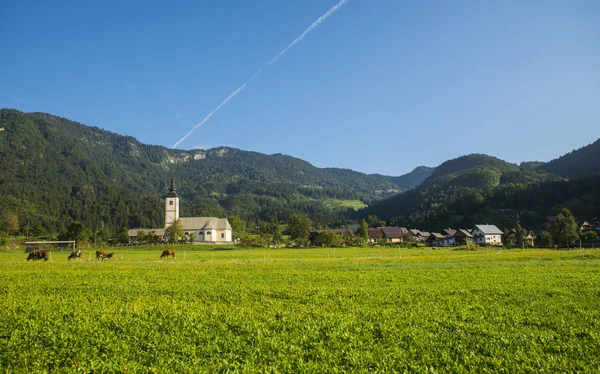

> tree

[
  {"left": 581, "top": 230, "right": 597, "bottom": 242},
  {"left": 402, "top": 231, "right": 414, "bottom": 243},
  {"left": 117, "top": 228, "right": 130, "bottom": 244},
  {"left": 1, "top": 213, "right": 19, "bottom": 235},
  {"left": 58, "top": 222, "right": 90, "bottom": 243},
  {"left": 136, "top": 230, "right": 148, "bottom": 243},
  {"left": 188, "top": 232, "right": 197, "bottom": 243},
  {"left": 514, "top": 224, "right": 527, "bottom": 248},
  {"left": 258, "top": 223, "right": 271, "bottom": 246},
  {"left": 313, "top": 231, "right": 343, "bottom": 247},
  {"left": 367, "top": 215, "right": 384, "bottom": 228},
  {"left": 269, "top": 221, "right": 282, "bottom": 244},
  {"left": 550, "top": 209, "right": 579, "bottom": 248},
  {"left": 287, "top": 214, "right": 312, "bottom": 245},
  {"left": 165, "top": 219, "right": 184, "bottom": 243},
  {"left": 228, "top": 215, "right": 247, "bottom": 240},
  {"left": 541, "top": 231, "right": 554, "bottom": 247},
  {"left": 29, "top": 222, "right": 46, "bottom": 238},
  {"left": 355, "top": 219, "right": 368, "bottom": 239}
]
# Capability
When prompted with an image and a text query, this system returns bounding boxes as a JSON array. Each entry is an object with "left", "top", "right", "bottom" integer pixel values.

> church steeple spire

[{"left": 167, "top": 176, "right": 177, "bottom": 197}]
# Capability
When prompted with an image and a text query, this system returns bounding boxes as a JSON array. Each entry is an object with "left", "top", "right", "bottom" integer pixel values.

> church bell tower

[{"left": 165, "top": 177, "right": 180, "bottom": 228}]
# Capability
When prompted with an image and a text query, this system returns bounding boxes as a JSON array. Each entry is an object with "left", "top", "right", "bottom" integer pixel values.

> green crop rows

[{"left": 0, "top": 247, "right": 599, "bottom": 373}]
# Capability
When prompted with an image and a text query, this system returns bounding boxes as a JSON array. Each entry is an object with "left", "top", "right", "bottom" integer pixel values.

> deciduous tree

[
  {"left": 550, "top": 209, "right": 579, "bottom": 248},
  {"left": 287, "top": 214, "right": 312, "bottom": 245},
  {"left": 355, "top": 219, "right": 368, "bottom": 239},
  {"left": 313, "top": 231, "right": 343, "bottom": 247},
  {"left": 165, "top": 219, "right": 184, "bottom": 243},
  {"left": 1, "top": 213, "right": 19, "bottom": 235},
  {"left": 228, "top": 215, "right": 247, "bottom": 240}
]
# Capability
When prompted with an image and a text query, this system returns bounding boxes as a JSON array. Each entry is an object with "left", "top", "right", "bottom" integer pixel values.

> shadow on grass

[{"left": 211, "top": 247, "right": 237, "bottom": 251}]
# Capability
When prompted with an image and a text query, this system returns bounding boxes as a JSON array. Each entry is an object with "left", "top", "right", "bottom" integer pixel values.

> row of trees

[{"left": 503, "top": 208, "right": 596, "bottom": 249}]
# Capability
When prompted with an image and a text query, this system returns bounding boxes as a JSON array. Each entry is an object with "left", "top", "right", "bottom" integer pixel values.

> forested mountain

[
  {"left": 388, "top": 166, "right": 435, "bottom": 190},
  {"left": 0, "top": 109, "right": 419, "bottom": 236},
  {"left": 359, "top": 154, "right": 567, "bottom": 229},
  {"left": 1, "top": 109, "right": 597, "bottom": 238},
  {"left": 540, "top": 138, "right": 600, "bottom": 179}
]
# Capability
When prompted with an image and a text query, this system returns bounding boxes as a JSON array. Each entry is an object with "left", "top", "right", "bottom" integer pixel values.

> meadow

[{"left": 0, "top": 246, "right": 599, "bottom": 373}]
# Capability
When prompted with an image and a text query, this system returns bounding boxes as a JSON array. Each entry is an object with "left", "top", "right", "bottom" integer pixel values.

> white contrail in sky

[{"left": 172, "top": 0, "right": 350, "bottom": 149}]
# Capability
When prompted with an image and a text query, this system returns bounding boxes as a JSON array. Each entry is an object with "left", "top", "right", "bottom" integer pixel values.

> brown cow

[
  {"left": 68, "top": 250, "right": 84, "bottom": 260},
  {"left": 26, "top": 249, "right": 50, "bottom": 261},
  {"left": 96, "top": 250, "right": 107, "bottom": 260},
  {"left": 160, "top": 249, "right": 176, "bottom": 259},
  {"left": 102, "top": 252, "right": 116, "bottom": 260}
]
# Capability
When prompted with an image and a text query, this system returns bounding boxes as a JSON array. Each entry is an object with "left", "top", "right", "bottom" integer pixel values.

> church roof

[
  {"left": 180, "top": 217, "right": 231, "bottom": 230},
  {"left": 166, "top": 177, "right": 178, "bottom": 198},
  {"left": 128, "top": 229, "right": 165, "bottom": 237}
]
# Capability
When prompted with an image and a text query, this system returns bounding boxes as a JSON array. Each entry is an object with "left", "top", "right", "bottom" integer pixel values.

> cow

[
  {"left": 26, "top": 249, "right": 49, "bottom": 261},
  {"left": 102, "top": 252, "right": 116, "bottom": 260},
  {"left": 68, "top": 250, "right": 84, "bottom": 260},
  {"left": 96, "top": 250, "right": 107, "bottom": 260},
  {"left": 160, "top": 249, "right": 176, "bottom": 259}
]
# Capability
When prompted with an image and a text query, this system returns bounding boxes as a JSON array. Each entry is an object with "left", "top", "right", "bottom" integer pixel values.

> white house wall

[{"left": 188, "top": 229, "right": 232, "bottom": 243}]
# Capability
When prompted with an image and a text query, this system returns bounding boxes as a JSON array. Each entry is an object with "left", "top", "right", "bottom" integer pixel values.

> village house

[
  {"left": 441, "top": 228, "right": 457, "bottom": 237},
  {"left": 506, "top": 228, "right": 537, "bottom": 247},
  {"left": 408, "top": 229, "right": 420, "bottom": 242},
  {"left": 368, "top": 228, "right": 384, "bottom": 242},
  {"left": 380, "top": 227, "right": 409, "bottom": 242},
  {"left": 416, "top": 231, "right": 430, "bottom": 243},
  {"left": 453, "top": 229, "right": 474, "bottom": 246},
  {"left": 128, "top": 178, "right": 232, "bottom": 243},
  {"left": 472, "top": 224, "right": 503, "bottom": 246},
  {"left": 526, "top": 230, "right": 537, "bottom": 246},
  {"left": 439, "top": 235, "right": 456, "bottom": 247},
  {"left": 425, "top": 232, "right": 444, "bottom": 246},
  {"left": 127, "top": 228, "right": 165, "bottom": 242},
  {"left": 579, "top": 221, "right": 595, "bottom": 233}
]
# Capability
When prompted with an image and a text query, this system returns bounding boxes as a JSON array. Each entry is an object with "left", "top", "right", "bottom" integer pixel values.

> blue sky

[{"left": 1, "top": 0, "right": 599, "bottom": 175}]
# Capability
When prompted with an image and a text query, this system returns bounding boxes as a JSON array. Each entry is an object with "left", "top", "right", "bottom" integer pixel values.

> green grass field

[
  {"left": 322, "top": 199, "right": 368, "bottom": 210},
  {"left": 1, "top": 246, "right": 599, "bottom": 373}
]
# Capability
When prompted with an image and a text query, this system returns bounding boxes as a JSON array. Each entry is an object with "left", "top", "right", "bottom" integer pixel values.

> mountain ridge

[
  {"left": 0, "top": 109, "right": 428, "bottom": 234},
  {"left": 1, "top": 108, "right": 598, "bottom": 236}
]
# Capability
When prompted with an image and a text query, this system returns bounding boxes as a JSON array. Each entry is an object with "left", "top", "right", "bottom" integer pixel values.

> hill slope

[
  {"left": 540, "top": 138, "right": 600, "bottom": 179},
  {"left": 0, "top": 109, "right": 420, "bottom": 235},
  {"left": 360, "top": 154, "right": 563, "bottom": 229},
  {"left": 389, "top": 166, "right": 435, "bottom": 190}
]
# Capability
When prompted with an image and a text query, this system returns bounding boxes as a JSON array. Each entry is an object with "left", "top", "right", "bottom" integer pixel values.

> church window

[
  {"left": 221, "top": 233, "right": 225, "bottom": 238},
  {"left": 169, "top": 201, "right": 173, "bottom": 206}
]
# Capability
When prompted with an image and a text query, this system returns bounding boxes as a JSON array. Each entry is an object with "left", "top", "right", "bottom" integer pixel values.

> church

[{"left": 128, "top": 178, "right": 233, "bottom": 243}]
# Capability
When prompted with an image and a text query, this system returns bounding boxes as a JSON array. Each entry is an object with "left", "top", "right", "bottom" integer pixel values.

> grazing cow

[
  {"left": 68, "top": 250, "right": 84, "bottom": 260},
  {"left": 26, "top": 249, "right": 50, "bottom": 261},
  {"left": 102, "top": 252, "right": 116, "bottom": 260},
  {"left": 160, "top": 249, "right": 176, "bottom": 259},
  {"left": 96, "top": 250, "right": 107, "bottom": 260}
]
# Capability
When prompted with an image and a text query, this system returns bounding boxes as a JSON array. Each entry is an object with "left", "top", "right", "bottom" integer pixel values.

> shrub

[{"left": 454, "top": 244, "right": 480, "bottom": 251}]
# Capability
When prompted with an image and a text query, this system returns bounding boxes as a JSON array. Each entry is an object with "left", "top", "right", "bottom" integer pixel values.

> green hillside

[
  {"left": 0, "top": 109, "right": 417, "bottom": 236},
  {"left": 388, "top": 166, "right": 435, "bottom": 190},
  {"left": 360, "top": 154, "right": 565, "bottom": 229},
  {"left": 540, "top": 138, "right": 600, "bottom": 179}
]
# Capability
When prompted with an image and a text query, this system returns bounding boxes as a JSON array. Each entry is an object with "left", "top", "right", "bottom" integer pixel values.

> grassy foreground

[{"left": 0, "top": 246, "right": 599, "bottom": 373}]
